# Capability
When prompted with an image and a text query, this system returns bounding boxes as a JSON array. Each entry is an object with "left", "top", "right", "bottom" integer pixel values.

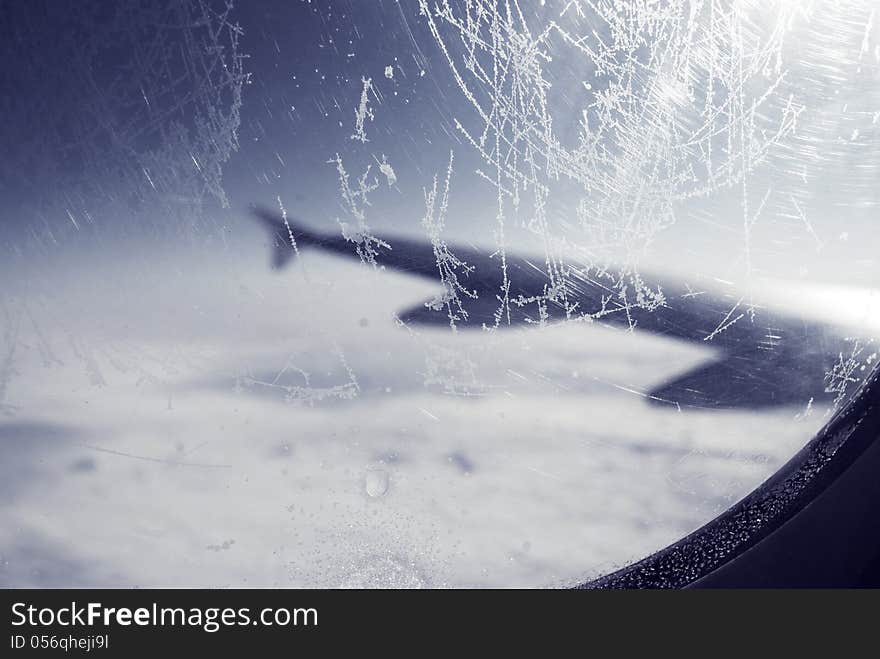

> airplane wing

[{"left": 252, "top": 207, "right": 850, "bottom": 410}]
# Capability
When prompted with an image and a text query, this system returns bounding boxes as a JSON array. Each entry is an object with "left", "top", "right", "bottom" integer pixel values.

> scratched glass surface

[{"left": 1, "top": 1, "right": 878, "bottom": 587}]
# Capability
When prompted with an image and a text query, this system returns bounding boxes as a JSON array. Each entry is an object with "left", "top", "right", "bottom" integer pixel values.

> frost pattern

[
  {"left": 418, "top": 0, "right": 805, "bottom": 328},
  {"left": 276, "top": 195, "right": 300, "bottom": 256},
  {"left": 351, "top": 77, "right": 376, "bottom": 143},
  {"left": 825, "top": 339, "right": 876, "bottom": 411},
  {"left": 421, "top": 152, "right": 477, "bottom": 330},
  {"left": 235, "top": 349, "right": 360, "bottom": 405},
  {"left": 330, "top": 155, "right": 391, "bottom": 268},
  {"left": 1, "top": 0, "right": 249, "bottom": 240}
]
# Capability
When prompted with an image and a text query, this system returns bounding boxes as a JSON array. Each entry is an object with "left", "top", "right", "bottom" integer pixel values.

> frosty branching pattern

[
  {"left": 235, "top": 349, "right": 360, "bottom": 405},
  {"left": 825, "top": 340, "right": 877, "bottom": 411},
  {"left": 330, "top": 154, "right": 391, "bottom": 268},
  {"left": 1, "top": 0, "right": 249, "bottom": 239},
  {"left": 421, "top": 152, "right": 478, "bottom": 330},
  {"left": 276, "top": 195, "right": 300, "bottom": 256},
  {"left": 351, "top": 77, "right": 376, "bottom": 143},
  {"left": 418, "top": 0, "right": 805, "bottom": 328}
]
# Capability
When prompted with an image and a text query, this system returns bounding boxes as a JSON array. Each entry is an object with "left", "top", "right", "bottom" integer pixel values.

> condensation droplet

[{"left": 365, "top": 468, "right": 390, "bottom": 498}]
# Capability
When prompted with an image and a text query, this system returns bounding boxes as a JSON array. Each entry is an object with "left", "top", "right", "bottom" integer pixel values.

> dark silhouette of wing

[{"left": 647, "top": 349, "right": 824, "bottom": 409}]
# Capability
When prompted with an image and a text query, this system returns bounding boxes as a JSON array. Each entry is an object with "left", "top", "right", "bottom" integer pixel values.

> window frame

[{"left": 581, "top": 362, "right": 880, "bottom": 588}]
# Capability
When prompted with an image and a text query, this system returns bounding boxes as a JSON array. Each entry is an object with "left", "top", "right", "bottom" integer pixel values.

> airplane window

[{"left": 1, "top": 0, "right": 878, "bottom": 588}]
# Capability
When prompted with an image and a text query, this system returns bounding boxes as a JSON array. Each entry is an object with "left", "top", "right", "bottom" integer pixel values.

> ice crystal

[{"left": 419, "top": 0, "right": 807, "bottom": 327}]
